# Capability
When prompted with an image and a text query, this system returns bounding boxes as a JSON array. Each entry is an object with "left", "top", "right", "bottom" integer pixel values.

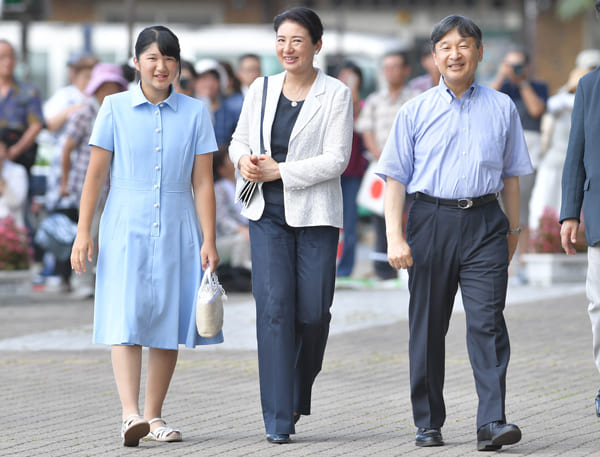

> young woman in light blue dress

[{"left": 70, "top": 26, "right": 221, "bottom": 447}]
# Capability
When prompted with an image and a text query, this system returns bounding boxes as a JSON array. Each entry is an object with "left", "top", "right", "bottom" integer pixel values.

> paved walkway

[{"left": 0, "top": 279, "right": 598, "bottom": 456}]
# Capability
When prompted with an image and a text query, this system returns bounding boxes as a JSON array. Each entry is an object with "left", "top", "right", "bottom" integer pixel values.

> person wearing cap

[
  {"left": 377, "top": 15, "right": 532, "bottom": 450},
  {"left": 561, "top": 0, "right": 600, "bottom": 420},
  {"left": 54, "top": 63, "right": 128, "bottom": 297},
  {"left": 529, "top": 66, "right": 591, "bottom": 231},
  {"left": 43, "top": 52, "right": 98, "bottom": 137},
  {"left": 575, "top": 48, "right": 600, "bottom": 71}
]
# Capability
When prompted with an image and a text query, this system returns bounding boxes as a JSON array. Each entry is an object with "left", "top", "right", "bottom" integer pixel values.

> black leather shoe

[
  {"left": 415, "top": 428, "right": 444, "bottom": 447},
  {"left": 266, "top": 433, "right": 291, "bottom": 444},
  {"left": 477, "top": 421, "right": 521, "bottom": 451},
  {"left": 595, "top": 388, "right": 600, "bottom": 417}
]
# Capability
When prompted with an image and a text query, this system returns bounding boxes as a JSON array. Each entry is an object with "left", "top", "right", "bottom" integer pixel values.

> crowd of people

[
  {"left": 3, "top": 20, "right": 596, "bottom": 291},
  {"left": 3, "top": 2, "right": 600, "bottom": 451}
]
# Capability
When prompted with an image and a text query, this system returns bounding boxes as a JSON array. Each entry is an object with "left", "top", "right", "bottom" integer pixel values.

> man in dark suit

[{"left": 560, "top": 0, "right": 600, "bottom": 418}]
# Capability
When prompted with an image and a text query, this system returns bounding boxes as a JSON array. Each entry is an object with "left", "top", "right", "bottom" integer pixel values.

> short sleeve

[
  {"left": 63, "top": 108, "right": 88, "bottom": 145},
  {"left": 501, "top": 101, "right": 534, "bottom": 178},
  {"left": 194, "top": 101, "right": 218, "bottom": 155},
  {"left": 25, "top": 86, "right": 44, "bottom": 126},
  {"left": 375, "top": 108, "right": 414, "bottom": 185},
  {"left": 355, "top": 93, "right": 376, "bottom": 134},
  {"left": 89, "top": 96, "right": 115, "bottom": 152}
]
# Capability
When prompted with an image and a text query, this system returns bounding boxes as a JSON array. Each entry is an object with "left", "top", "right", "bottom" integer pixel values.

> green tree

[{"left": 557, "top": 0, "right": 596, "bottom": 20}]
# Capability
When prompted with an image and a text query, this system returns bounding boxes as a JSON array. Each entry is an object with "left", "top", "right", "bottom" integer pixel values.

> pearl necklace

[{"left": 284, "top": 70, "right": 317, "bottom": 108}]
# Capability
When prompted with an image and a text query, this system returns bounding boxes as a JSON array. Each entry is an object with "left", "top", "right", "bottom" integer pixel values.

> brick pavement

[{"left": 1, "top": 288, "right": 598, "bottom": 457}]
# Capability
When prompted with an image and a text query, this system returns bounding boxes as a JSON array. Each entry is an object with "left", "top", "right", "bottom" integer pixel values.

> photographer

[{"left": 490, "top": 47, "right": 548, "bottom": 278}]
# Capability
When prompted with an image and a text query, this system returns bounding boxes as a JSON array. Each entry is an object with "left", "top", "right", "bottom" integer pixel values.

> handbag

[
  {"left": 236, "top": 75, "right": 268, "bottom": 208},
  {"left": 356, "top": 161, "right": 385, "bottom": 216},
  {"left": 34, "top": 212, "right": 78, "bottom": 261},
  {"left": 195, "top": 266, "right": 227, "bottom": 338}
]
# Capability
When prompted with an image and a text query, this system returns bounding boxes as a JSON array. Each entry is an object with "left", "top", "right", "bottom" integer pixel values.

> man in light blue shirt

[{"left": 376, "top": 15, "right": 533, "bottom": 451}]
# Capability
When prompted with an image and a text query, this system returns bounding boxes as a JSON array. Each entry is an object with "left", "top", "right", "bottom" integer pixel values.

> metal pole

[
  {"left": 126, "top": 0, "right": 136, "bottom": 59},
  {"left": 524, "top": 0, "right": 538, "bottom": 74}
]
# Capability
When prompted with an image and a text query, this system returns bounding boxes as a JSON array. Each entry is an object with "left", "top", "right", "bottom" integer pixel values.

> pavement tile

[{"left": 0, "top": 287, "right": 598, "bottom": 456}]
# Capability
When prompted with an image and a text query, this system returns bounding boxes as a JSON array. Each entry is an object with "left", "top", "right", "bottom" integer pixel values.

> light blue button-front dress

[{"left": 89, "top": 84, "right": 222, "bottom": 349}]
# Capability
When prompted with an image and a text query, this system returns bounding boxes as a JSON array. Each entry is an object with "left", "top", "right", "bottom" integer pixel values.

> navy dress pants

[
  {"left": 249, "top": 202, "right": 338, "bottom": 435},
  {"left": 406, "top": 198, "right": 510, "bottom": 430}
]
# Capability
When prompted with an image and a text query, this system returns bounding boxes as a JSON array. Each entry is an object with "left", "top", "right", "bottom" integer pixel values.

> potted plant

[
  {"left": 523, "top": 207, "right": 587, "bottom": 286},
  {"left": 0, "top": 216, "right": 33, "bottom": 297}
]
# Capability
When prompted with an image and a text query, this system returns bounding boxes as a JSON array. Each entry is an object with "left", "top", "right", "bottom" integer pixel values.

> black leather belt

[{"left": 415, "top": 192, "right": 497, "bottom": 209}]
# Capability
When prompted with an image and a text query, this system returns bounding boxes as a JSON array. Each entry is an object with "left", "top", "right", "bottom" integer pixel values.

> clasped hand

[{"left": 239, "top": 154, "right": 280, "bottom": 182}]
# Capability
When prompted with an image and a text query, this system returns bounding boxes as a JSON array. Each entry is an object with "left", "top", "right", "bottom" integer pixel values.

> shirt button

[
  {"left": 154, "top": 203, "right": 159, "bottom": 208},
  {"left": 156, "top": 128, "right": 160, "bottom": 133},
  {"left": 154, "top": 184, "right": 159, "bottom": 189},
  {"left": 153, "top": 222, "right": 158, "bottom": 227},
  {"left": 462, "top": 175, "right": 466, "bottom": 179},
  {"left": 462, "top": 151, "right": 466, "bottom": 155},
  {"left": 160, "top": 104, "right": 164, "bottom": 107},
  {"left": 156, "top": 147, "right": 160, "bottom": 151},
  {"left": 155, "top": 165, "right": 160, "bottom": 170},
  {"left": 155, "top": 110, "right": 159, "bottom": 115},
  {"left": 461, "top": 105, "right": 465, "bottom": 109}
]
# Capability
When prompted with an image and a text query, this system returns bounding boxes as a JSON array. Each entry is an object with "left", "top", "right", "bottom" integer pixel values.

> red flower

[
  {"left": 0, "top": 217, "right": 32, "bottom": 270},
  {"left": 531, "top": 207, "right": 587, "bottom": 253}
]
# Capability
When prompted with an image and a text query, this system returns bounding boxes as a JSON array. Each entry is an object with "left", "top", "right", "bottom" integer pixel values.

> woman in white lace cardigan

[{"left": 228, "top": 7, "right": 352, "bottom": 445}]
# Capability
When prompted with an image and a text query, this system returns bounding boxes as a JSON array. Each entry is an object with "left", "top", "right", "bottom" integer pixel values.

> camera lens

[{"left": 512, "top": 63, "right": 524, "bottom": 76}]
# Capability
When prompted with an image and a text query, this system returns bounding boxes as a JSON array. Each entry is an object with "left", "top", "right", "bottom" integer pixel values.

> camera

[{"left": 512, "top": 63, "right": 525, "bottom": 76}]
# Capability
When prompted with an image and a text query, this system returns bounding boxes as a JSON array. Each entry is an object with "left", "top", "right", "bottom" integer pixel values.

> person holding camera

[{"left": 490, "top": 47, "right": 548, "bottom": 277}]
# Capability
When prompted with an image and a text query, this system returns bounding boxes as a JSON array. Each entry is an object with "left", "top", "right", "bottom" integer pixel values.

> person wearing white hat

[{"left": 575, "top": 48, "right": 600, "bottom": 70}]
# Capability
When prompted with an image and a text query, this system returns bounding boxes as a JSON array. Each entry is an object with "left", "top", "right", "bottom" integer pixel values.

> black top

[{"left": 262, "top": 93, "right": 304, "bottom": 205}]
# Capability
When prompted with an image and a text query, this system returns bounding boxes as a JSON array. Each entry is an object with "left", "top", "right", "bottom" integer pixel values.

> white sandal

[
  {"left": 146, "top": 417, "right": 182, "bottom": 442},
  {"left": 121, "top": 414, "right": 150, "bottom": 447}
]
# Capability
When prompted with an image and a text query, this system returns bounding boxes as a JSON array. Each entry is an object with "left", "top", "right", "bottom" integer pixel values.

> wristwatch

[{"left": 507, "top": 226, "right": 522, "bottom": 236}]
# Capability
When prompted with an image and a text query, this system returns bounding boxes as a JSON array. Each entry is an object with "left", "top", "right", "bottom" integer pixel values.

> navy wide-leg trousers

[
  {"left": 249, "top": 202, "right": 338, "bottom": 435},
  {"left": 406, "top": 198, "right": 511, "bottom": 430}
]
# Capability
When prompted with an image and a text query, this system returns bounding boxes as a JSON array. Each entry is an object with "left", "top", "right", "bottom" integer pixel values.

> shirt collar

[
  {"left": 436, "top": 77, "right": 478, "bottom": 103},
  {"left": 131, "top": 81, "right": 179, "bottom": 110}
]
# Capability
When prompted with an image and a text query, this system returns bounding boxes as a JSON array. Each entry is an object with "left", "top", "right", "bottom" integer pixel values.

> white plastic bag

[{"left": 195, "top": 267, "right": 227, "bottom": 338}]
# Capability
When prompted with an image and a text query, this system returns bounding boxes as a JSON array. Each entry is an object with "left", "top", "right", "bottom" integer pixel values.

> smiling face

[
  {"left": 276, "top": 20, "right": 321, "bottom": 76},
  {"left": 134, "top": 42, "right": 179, "bottom": 102},
  {"left": 432, "top": 27, "right": 482, "bottom": 97}
]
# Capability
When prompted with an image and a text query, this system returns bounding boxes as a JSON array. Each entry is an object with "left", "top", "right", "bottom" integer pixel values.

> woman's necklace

[{"left": 285, "top": 69, "right": 317, "bottom": 107}]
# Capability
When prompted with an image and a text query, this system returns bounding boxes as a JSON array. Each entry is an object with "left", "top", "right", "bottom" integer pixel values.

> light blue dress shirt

[
  {"left": 376, "top": 78, "right": 533, "bottom": 199},
  {"left": 89, "top": 84, "right": 221, "bottom": 349}
]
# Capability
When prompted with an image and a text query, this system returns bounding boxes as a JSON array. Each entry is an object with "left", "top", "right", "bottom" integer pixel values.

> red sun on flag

[{"left": 370, "top": 179, "right": 384, "bottom": 199}]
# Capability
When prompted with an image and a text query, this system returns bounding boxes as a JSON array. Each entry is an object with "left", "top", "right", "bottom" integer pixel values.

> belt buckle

[{"left": 457, "top": 198, "right": 473, "bottom": 209}]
